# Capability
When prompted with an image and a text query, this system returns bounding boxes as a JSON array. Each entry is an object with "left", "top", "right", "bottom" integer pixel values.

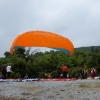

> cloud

[{"left": 0, "top": 0, "right": 100, "bottom": 57}]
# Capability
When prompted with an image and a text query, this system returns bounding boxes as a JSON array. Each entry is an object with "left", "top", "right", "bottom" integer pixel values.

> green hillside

[{"left": 75, "top": 46, "right": 100, "bottom": 51}]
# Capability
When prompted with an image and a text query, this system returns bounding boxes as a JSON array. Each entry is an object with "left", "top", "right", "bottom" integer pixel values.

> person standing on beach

[
  {"left": 6, "top": 63, "right": 12, "bottom": 79},
  {"left": 90, "top": 68, "right": 95, "bottom": 79},
  {"left": 2, "top": 64, "right": 7, "bottom": 79},
  {"left": 61, "top": 64, "right": 68, "bottom": 78},
  {"left": 84, "top": 68, "right": 88, "bottom": 79}
]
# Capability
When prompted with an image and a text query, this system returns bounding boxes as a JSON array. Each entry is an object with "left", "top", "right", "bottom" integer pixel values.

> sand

[{"left": 0, "top": 79, "right": 100, "bottom": 100}]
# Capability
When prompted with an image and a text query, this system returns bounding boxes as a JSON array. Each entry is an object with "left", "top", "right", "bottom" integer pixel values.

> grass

[
  {"left": 94, "top": 82, "right": 100, "bottom": 88},
  {"left": 78, "top": 81, "right": 100, "bottom": 88},
  {"left": 78, "top": 82, "right": 91, "bottom": 88}
]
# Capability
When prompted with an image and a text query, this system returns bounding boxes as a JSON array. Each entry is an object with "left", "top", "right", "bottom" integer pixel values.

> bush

[{"left": 11, "top": 72, "right": 21, "bottom": 78}]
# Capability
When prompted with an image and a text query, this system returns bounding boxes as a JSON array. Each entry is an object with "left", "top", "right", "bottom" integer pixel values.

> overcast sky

[{"left": 0, "top": 0, "right": 100, "bottom": 57}]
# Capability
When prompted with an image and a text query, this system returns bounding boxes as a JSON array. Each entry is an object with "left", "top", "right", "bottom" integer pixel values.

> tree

[{"left": 4, "top": 51, "right": 11, "bottom": 58}]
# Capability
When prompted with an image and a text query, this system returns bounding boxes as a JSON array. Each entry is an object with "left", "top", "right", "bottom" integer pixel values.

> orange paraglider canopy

[{"left": 10, "top": 30, "right": 74, "bottom": 56}]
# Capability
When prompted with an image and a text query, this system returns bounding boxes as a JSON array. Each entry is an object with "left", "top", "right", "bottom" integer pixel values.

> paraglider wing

[
  {"left": 10, "top": 31, "right": 74, "bottom": 56},
  {"left": 10, "top": 34, "right": 21, "bottom": 54}
]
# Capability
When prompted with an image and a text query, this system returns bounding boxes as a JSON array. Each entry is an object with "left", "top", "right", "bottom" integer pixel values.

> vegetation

[{"left": 0, "top": 46, "right": 100, "bottom": 78}]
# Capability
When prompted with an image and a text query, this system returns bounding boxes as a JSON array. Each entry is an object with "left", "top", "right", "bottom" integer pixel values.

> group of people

[
  {"left": 1, "top": 63, "right": 12, "bottom": 79},
  {"left": 1, "top": 63, "right": 96, "bottom": 80},
  {"left": 75, "top": 68, "right": 96, "bottom": 79},
  {"left": 61, "top": 64, "right": 96, "bottom": 80},
  {"left": 79, "top": 67, "right": 96, "bottom": 79},
  {"left": 80, "top": 68, "right": 88, "bottom": 79}
]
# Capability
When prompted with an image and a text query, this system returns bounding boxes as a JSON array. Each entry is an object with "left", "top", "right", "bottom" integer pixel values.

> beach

[{"left": 0, "top": 79, "right": 100, "bottom": 100}]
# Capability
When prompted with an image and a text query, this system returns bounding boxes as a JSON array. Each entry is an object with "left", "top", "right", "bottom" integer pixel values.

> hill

[{"left": 75, "top": 46, "right": 100, "bottom": 51}]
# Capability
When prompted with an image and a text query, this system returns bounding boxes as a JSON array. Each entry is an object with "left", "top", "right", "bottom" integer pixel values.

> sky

[{"left": 0, "top": 0, "right": 100, "bottom": 57}]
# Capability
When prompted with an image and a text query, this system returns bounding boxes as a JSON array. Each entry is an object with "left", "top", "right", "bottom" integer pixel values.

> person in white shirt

[{"left": 6, "top": 63, "right": 12, "bottom": 78}]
